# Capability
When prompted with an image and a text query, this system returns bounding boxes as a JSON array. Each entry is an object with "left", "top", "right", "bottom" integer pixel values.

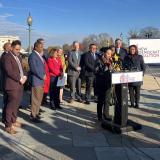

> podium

[{"left": 101, "top": 71, "right": 143, "bottom": 134}]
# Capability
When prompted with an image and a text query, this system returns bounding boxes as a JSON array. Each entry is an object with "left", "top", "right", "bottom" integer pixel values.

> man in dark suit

[
  {"left": 115, "top": 38, "right": 127, "bottom": 64},
  {"left": 0, "top": 42, "right": 11, "bottom": 123},
  {"left": 2, "top": 40, "right": 27, "bottom": 134},
  {"left": 28, "top": 41, "right": 45, "bottom": 123},
  {"left": 67, "top": 41, "right": 82, "bottom": 103},
  {"left": 84, "top": 44, "right": 99, "bottom": 104}
]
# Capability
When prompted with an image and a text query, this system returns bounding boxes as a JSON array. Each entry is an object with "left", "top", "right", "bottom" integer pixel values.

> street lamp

[
  {"left": 107, "top": 40, "right": 109, "bottom": 47},
  {"left": 27, "top": 13, "right": 33, "bottom": 54},
  {"left": 120, "top": 32, "right": 123, "bottom": 41}
]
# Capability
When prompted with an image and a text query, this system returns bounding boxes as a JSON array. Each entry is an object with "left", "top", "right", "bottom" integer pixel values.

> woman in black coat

[
  {"left": 95, "top": 47, "right": 113, "bottom": 121},
  {"left": 124, "top": 45, "right": 146, "bottom": 108}
]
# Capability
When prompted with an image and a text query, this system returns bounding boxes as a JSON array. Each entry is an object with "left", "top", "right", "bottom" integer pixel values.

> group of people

[{"left": 0, "top": 38, "right": 145, "bottom": 134}]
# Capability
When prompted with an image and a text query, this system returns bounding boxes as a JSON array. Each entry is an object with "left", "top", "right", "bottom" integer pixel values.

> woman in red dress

[
  {"left": 47, "top": 48, "right": 63, "bottom": 110},
  {"left": 43, "top": 62, "right": 50, "bottom": 103}
]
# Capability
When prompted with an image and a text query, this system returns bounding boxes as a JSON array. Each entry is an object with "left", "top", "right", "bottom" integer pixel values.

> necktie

[
  {"left": 15, "top": 56, "right": 24, "bottom": 77},
  {"left": 93, "top": 54, "right": 96, "bottom": 60},
  {"left": 76, "top": 52, "right": 79, "bottom": 59}
]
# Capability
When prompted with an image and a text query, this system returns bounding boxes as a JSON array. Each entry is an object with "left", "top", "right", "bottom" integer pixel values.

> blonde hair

[{"left": 3, "top": 42, "right": 11, "bottom": 50}]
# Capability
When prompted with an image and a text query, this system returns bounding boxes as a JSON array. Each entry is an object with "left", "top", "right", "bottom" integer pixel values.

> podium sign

[
  {"left": 112, "top": 71, "right": 143, "bottom": 84},
  {"left": 102, "top": 71, "right": 143, "bottom": 133}
]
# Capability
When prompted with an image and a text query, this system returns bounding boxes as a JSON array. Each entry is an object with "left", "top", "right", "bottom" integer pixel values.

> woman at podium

[
  {"left": 95, "top": 47, "right": 113, "bottom": 121},
  {"left": 124, "top": 45, "right": 146, "bottom": 108}
]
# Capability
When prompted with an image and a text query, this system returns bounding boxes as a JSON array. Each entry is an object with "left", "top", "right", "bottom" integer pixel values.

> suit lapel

[
  {"left": 33, "top": 51, "right": 44, "bottom": 65},
  {"left": 10, "top": 53, "right": 20, "bottom": 72}
]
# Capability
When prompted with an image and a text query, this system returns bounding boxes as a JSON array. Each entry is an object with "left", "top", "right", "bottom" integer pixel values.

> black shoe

[
  {"left": 77, "top": 99, "right": 83, "bottom": 103},
  {"left": 94, "top": 96, "right": 98, "bottom": 103},
  {"left": 36, "top": 115, "right": 41, "bottom": 120},
  {"left": 2, "top": 118, "right": 5, "bottom": 124},
  {"left": 85, "top": 101, "right": 90, "bottom": 105},
  {"left": 68, "top": 99, "right": 74, "bottom": 103},
  {"left": 98, "top": 117, "right": 102, "bottom": 121},
  {"left": 50, "top": 106, "right": 56, "bottom": 110},
  {"left": 31, "top": 117, "right": 42, "bottom": 123},
  {"left": 39, "top": 109, "right": 45, "bottom": 113},
  {"left": 103, "top": 114, "right": 112, "bottom": 121},
  {"left": 56, "top": 106, "right": 63, "bottom": 110},
  {"left": 135, "top": 104, "right": 139, "bottom": 108}
]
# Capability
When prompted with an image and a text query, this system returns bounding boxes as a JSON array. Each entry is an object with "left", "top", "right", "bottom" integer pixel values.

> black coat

[
  {"left": 124, "top": 54, "right": 146, "bottom": 86},
  {"left": 116, "top": 48, "right": 127, "bottom": 62},
  {"left": 95, "top": 58, "right": 112, "bottom": 93},
  {"left": 84, "top": 52, "right": 99, "bottom": 77}
]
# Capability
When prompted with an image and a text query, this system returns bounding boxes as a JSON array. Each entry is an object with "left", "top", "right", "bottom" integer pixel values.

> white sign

[
  {"left": 129, "top": 39, "right": 160, "bottom": 64},
  {"left": 112, "top": 71, "right": 143, "bottom": 84}
]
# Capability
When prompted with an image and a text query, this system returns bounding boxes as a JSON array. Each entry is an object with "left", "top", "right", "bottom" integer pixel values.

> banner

[{"left": 129, "top": 39, "right": 160, "bottom": 64}]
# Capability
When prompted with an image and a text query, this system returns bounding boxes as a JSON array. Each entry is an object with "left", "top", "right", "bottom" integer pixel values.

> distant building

[{"left": 0, "top": 35, "right": 20, "bottom": 52}]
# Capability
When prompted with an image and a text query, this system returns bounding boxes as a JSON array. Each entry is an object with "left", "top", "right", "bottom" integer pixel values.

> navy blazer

[
  {"left": 84, "top": 52, "right": 99, "bottom": 77},
  {"left": 28, "top": 51, "right": 45, "bottom": 87}
]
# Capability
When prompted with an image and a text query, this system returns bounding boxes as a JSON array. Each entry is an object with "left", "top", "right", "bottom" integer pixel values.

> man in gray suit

[{"left": 68, "top": 41, "right": 82, "bottom": 103}]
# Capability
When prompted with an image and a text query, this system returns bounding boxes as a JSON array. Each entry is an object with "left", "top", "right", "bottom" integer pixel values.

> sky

[{"left": 0, "top": 0, "right": 160, "bottom": 48}]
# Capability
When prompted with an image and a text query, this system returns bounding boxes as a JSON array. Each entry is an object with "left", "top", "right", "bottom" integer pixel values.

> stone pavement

[{"left": 0, "top": 75, "right": 160, "bottom": 160}]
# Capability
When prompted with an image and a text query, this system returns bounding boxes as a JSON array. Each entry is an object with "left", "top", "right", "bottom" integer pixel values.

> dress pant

[
  {"left": 129, "top": 85, "right": 141, "bottom": 106},
  {"left": 4, "top": 87, "right": 23, "bottom": 127},
  {"left": 31, "top": 86, "right": 44, "bottom": 118},
  {"left": 97, "top": 87, "right": 111, "bottom": 119},
  {"left": 50, "top": 76, "right": 60, "bottom": 108},
  {"left": 85, "top": 76, "right": 95, "bottom": 101},
  {"left": 68, "top": 75, "right": 81, "bottom": 100},
  {"left": 2, "top": 91, "right": 7, "bottom": 123}
]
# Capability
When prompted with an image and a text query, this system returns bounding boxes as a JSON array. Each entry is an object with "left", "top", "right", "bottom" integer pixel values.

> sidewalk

[{"left": 0, "top": 75, "right": 160, "bottom": 160}]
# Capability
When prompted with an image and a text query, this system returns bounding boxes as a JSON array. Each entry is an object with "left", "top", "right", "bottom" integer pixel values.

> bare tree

[
  {"left": 82, "top": 33, "right": 111, "bottom": 52},
  {"left": 63, "top": 43, "right": 71, "bottom": 54},
  {"left": 139, "top": 26, "right": 160, "bottom": 38},
  {"left": 128, "top": 29, "right": 139, "bottom": 39}
]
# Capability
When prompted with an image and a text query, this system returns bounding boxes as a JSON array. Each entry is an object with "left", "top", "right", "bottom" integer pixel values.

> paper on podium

[
  {"left": 57, "top": 73, "right": 67, "bottom": 87},
  {"left": 112, "top": 71, "right": 143, "bottom": 84}
]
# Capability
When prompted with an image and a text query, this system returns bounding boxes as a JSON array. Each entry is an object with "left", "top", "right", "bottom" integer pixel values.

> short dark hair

[
  {"left": 115, "top": 38, "right": 122, "bottom": 43},
  {"left": 72, "top": 41, "right": 79, "bottom": 46},
  {"left": 11, "top": 40, "right": 21, "bottom": 47},
  {"left": 103, "top": 47, "right": 112, "bottom": 53},
  {"left": 89, "top": 43, "right": 96, "bottom": 49},
  {"left": 37, "top": 38, "right": 44, "bottom": 43},
  {"left": 34, "top": 41, "right": 42, "bottom": 49}
]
